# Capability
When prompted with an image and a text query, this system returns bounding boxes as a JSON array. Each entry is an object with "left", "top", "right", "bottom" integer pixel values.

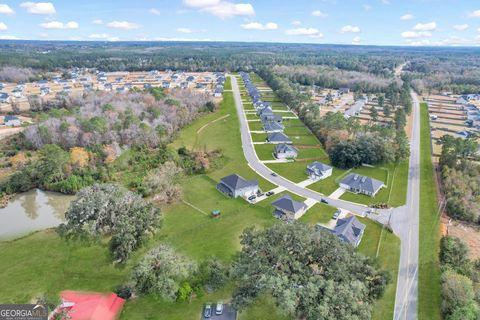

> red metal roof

[{"left": 54, "top": 291, "right": 125, "bottom": 320}]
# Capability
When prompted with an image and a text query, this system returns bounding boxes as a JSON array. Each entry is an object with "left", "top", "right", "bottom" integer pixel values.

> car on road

[
  {"left": 333, "top": 209, "right": 341, "bottom": 219},
  {"left": 215, "top": 302, "right": 224, "bottom": 315},
  {"left": 271, "top": 172, "right": 277, "bottom": 177},
  {"left": 321, "top": 198, "right": 329, "bottom": 204},
  {"left": 266, "top": 191, "right": 274, "bottom": 197},
  {"left": 204, "top": 305, "right": 212, "bottom": 318},
  {"left": 248, "top": 195, "right": 257, "bottom": 201}
]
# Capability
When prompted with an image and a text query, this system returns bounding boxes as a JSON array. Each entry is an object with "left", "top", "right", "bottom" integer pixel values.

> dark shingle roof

[
  {"left": 307, "top": 161, "right": 332, "bottom": 174},
  {"left": 267, "top": 132, "right": 291, "bottom": 143},
  {"left": 220, "top": 174, "right": 258, "bottom": 190},
  {"left": 271, "top": 194, "right": 306, "bottom": 213},
  {"left": 340, "top": 173, "right": 384, "bottom": 194},
  {"left": 333, "top": 216, "right": 366, "bottom": 245},
  {"left": 274, "top": 144, "right": 297, "bottom": 155}
]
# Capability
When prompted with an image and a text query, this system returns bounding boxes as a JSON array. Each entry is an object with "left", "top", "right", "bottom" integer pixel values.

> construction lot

[{"left": 425, "top": 94, "right": 480, "bottom": 159}]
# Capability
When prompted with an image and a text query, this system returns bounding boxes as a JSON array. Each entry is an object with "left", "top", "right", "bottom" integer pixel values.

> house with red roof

[{"left": 50, "top": 291, "right": 125, "bottom": 320}]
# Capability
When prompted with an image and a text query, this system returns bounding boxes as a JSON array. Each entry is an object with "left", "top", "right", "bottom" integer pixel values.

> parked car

[
  {"left": 204, "top": 305, "right": 212, "bottom": 318},
  {"left": 266, "top": 191, "right": 274, "bottom": 197},
  {"left": 321, "top": 198, "right": 329, "bottom": 204},
  {"left": 257, "top": 192, "right": 265, "bottom": 197},
  {"left": 271, "top": 172, "right": 277, "bottom": 177},
  {"left": 216, "top": 303, "right": 224, "bottom": 315},
  {"left": 333, "top": 209, "right": 341, "bottom": 219},
  {"left": 248, "top": 195, "right": 257, "bottom": 201}
]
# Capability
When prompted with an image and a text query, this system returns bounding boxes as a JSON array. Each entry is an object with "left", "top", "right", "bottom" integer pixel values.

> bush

[
  {"left": 440, "top": 236, "right": 470, "bottom": 271},
  {"left": 113, "top": 284, "right": 132, "bottom": 300}
]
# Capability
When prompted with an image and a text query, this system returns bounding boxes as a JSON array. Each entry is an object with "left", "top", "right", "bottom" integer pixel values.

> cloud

[
  {"left": 453, "top": 24, "right": 468, "bottom": 31},
  {"left": 183, "top": 0, "right": 221, "bottom": 8},
  {"left": 400, "top": 14, "right": 413, "bottom": 20},
  {"left": 149, "top": 8, "right": 160, "bottom": 15},
  {"left": 0, "top": 35, "right": 19, "bottom": 39},
  {"left": 468, "top": 10, "right": 480, "bottom": 18},
  {"left": 401, "top": 30, "right": 432, "bottom": 38},
  {"left": 0, "top": 22, "right": 6, "bottom": 31},
  {"left": 406, "top": 36, "right": 480, "bottom": 47},
  {"left": 0, "top": 4, "right": 14, "bottom": 15},
  {"left": 88, "top": 33, "right": 119, "bottom": 41},
  {"left": 20, "top": 2, "right": 55, "bottom": 14},
  {"left": 311, "top": 10, "right": 327, "bottom": 18},
  {"left": 92, "top": 19, "right": 103, "bottom": 25},
  {"left": 352, "top": 36, "right": 361, "bottom": 44},
  {"left": 291, "top": 20, "right": 301, "bottom": 26},
  {"left": 363, "top": 4, "right": 372, "bottom": 11},
  {"left": 286, "top": 27, "right": 323, "bottom": 38},
  {"left": 381, "top": 0, "right": 390, "bottom": 4},
  {"left": 240, "top": 22, "right": 277, "bottom": 30},
  {"left": 412, "top": 21, "right": 437, "bottom": 31},
  {"left": 40, "top": 21, "right": 79, "bottom": 29},
  {"left": 106, "top": 21, "right": 140, "bottom": 30},
  {"left": 183, "top": 0, "right": 254, "bottom": 18},
  {"left": 340, "top": 25, "right": 361, "bottom": 33},
  {"left": 176, "top": 27, "right": 207, "bottom": 33}
]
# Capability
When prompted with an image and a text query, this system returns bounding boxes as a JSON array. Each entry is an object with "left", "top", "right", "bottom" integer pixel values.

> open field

[{"left": 418, "top": 102, "right": 442, "bottom": 320}]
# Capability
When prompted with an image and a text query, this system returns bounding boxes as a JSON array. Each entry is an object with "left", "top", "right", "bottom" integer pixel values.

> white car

[{"left": 215, "top": 303, "right": 224, "bottom": 315}]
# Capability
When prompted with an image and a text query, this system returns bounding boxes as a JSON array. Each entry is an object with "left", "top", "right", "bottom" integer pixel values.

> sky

[{"left": 0, "top": 0, "right": 480, "bottom": 46}]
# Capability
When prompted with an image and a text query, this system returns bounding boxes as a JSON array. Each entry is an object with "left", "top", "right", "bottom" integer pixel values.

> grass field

[
  {"left": 254, "top": 144, "right": 275, "bottom": 160},
  {"left": 298, "top": 203, "right": 337, "bottom": 224},
  {"left": 418, "top": 102, "right": 441, "bottom": 320}
]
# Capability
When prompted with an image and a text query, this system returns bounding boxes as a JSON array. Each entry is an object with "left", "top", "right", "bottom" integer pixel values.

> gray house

[
  {"left": 267, "top": 132, "right": 292, "bottom": 144},
  {"left": 318, "top": 216, "right": 366, "bottom": 247},
  {"left": 263, "top": 120, "right": 284, "bottom": 132},
  {"left": 274, "top": 144, "right": 298, "bottom": 159},
  {"left": 306, "top": 162, "right": 333, "bottom": 181},
  {"left": 340, "top": 173, "right": 385, "bottom": 197},
  {"left": 217, "top": 174, "right": 259, "bottom": 198},
  {"left": 3, "top": 115, "right": 22, "bottom": 126},
  {"left": 272, "top": 195, "right": 307, "bottom": 221}
]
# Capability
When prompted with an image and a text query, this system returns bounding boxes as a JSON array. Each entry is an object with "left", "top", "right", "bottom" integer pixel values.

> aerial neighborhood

[{"left": 0, "top": 3, "right": 479, "bottom": 319}]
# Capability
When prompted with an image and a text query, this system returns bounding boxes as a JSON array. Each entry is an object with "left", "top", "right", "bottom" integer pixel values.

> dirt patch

[{"left": 444, "top": 217, "right": 480, "bottom": 260}]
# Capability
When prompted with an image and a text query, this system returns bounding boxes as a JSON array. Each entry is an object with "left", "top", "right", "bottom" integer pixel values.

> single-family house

[
  {"left": 3, "top": 115, "right": 22, "bottom": 126},
  {"left": 267, "top": 132, "right": 292, "bottom": 144},
  {"left": 274, "top": 144, "right": 298, "bottom": 159},
  {"left": 340, "top": 173, "right": 385, "bottom": 197},
  {"left": 263, "top": 120, "right": 284, "bottom": 132},
  {"left": 214, "top": 87, "right": 223, "bottom": 97},
  {"left": 318, "top": 216, "right": 366, "bottom": 247},
  {"left": 0, "top": 92, "right": 9, "bottom": 103},
  {"left": 339, "top": 87, "right": 350, "bottom": 94},
  {"left": 272, "top": 194, "right": 307, "bottom": 221},
  {"left": 344, "top": 97, "right": 367, "bottom": 118},
  {"left": 306, "top": 161, "right": 333, "bottom": 181},
  {"left": 217, "top": 174, "right": 259, "bottom": 198}
]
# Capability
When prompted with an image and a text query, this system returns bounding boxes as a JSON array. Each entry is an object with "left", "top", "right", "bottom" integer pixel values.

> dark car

[
  {"left": 333, "top": 209, "right": 341, "bottom": 219},
  {"left": 271, "top": 172, "right": 278, "bottom": 177},
  {"left": 248, "top": 195, "right": 257, "bottom": 201},
  {"left": 321, "top": 198, "right": 329, "bottom": 204},
  {"left": 204, "top": 305, "right": 212, "bottom": 318},
  {"left": 266, "top": 191, "right": 275, "bottom": 197}
]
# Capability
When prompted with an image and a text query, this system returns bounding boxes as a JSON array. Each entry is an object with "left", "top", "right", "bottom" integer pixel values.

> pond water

[{"left": 0, "top": 189, "right": 74, "bottom": 240}]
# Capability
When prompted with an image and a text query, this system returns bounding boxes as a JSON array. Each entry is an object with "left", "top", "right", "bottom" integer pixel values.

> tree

[
  {"left": 329, "top": 140, "right": 361, "bottom": 169},
  {"left": 370, "top": 106, "right": 379, "bottom": 122},
  {"left": 231, "top": 224, "right": 389, "bottom": 319},
  {"left": 377, "top": 94, "right": 385, "bottom": 107},
  {"left": 440, "top": 236, "right": 470, "bottom": 271},
  {"left": 60, "top": 183, "right": 161, "bottom": 262},
  {"left": 441, "top": 270, "right": 475, "bottom": 316},
  {"left": 130, "top": 245, "right": 197, "bottom": 300}
]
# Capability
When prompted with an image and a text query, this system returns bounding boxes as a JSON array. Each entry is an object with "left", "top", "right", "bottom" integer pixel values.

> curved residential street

[{"left": 230, "top": 75, "right": 421, "bottom": 320}]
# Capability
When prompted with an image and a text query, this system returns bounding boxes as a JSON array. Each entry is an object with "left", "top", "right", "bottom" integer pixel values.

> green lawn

[
  {"left": 254, "top": 144, "right": 275, "bottom": 160},
  {"left": 266, "top": 161, "right": 309, "bottom": 183},
  {"left": 283, "top": 119, "right": 304, "bottom": 126},
  {"left": 289, "top": 134, "right": 320, "bottom": 146},
  {"left": 248, "top": 121, "right": 264, "bottom": 131},
  {"left": 357, "top": 218, "right": 400, "bottom": 320},
  {"left": 299, "top": 203, "right": 337, "bottom": 224},
  {"left": 246, "top": 112, "right": 259, "bottom": 120},
  {"left": 251, "top": 132, "right": 268, "bottom": 142},
  {"left": 284, "top": 126, "right": 313, "bottom": 136},
  {"left": 339, "top": 162, "right": 408, "bottom": 207},
  {"left": 224, "top": 76, "right": 232, "bottom": 90},
  {"left": 295, "top": 147, "right": 328, "bottom": 160},
  {"left": 418, "top": 102, "right": 441, "bottom": 320},
  {"left": 307, "top": 168, "right": 349, "bottom": 196}
]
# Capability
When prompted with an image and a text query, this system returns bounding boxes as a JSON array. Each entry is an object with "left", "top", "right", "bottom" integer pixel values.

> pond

[{"left": 0, "top": 189, "right": 74, "bottom": 240}]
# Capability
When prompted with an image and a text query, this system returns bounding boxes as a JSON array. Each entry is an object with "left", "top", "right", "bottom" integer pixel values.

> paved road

[
  {"left": 231, "top": 74, "right": 421, "bottom": 320},
  {"left": 392, "top": 90, "right": 421, "bottom": 320},
  {"left": 230, "top": 75, "right": 391, "bottom": 223}
]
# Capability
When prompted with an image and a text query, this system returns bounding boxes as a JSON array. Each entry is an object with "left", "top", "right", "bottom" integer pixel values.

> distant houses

[
  {"left": 318, "top": 216, "right": 366, "bottom": 247},
  {"left": 2, "top": 115, "right": 22, "bottom": 126},
  {"left": 306, "top": 162, "right": 332, "bottom": 181},
  {"left": 339, "top": 173, "right": 385, "bottom": 197},
  {"left": 272, "top": 194, "right": 307, "bottom": 221},
  {"left": 217, "top": 174, "right": 259, "bottom": 199},
  {"left": 0, "top": 92, "right": 9, "bottom": 103},
  {"left": 273, "top": 144, "right": 298, "bottom": 159},
  {"left": 344, "top": 97, "right": 368, "bottom": 119}
]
